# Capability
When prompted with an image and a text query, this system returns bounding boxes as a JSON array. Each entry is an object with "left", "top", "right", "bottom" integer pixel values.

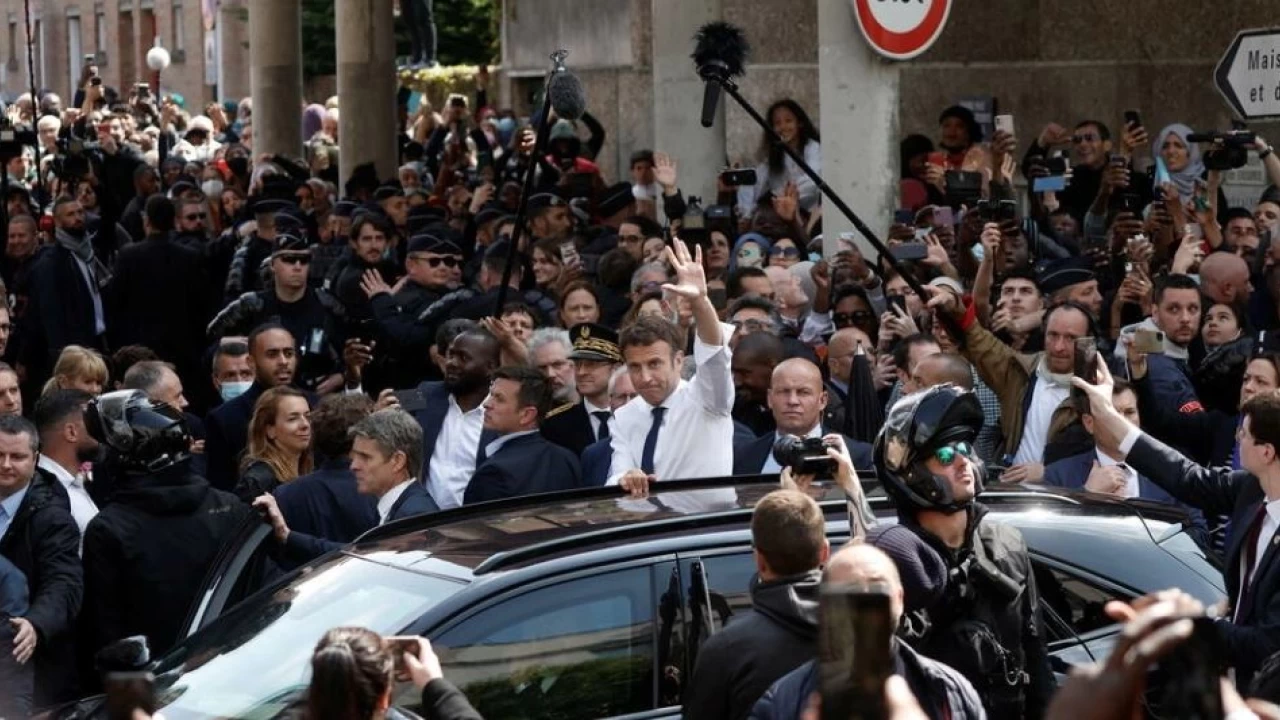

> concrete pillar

[
  {"left": 249, "top": 0, "right": 302, "bottom": 158},
  {"left": 817, "top": 0, "right": 899, "bottom": 260},
  {"left": 651, "top": 0, "right": 724, "bottom": 206},
  {"left": 336, "top": 0, "right": 398, "bottom": 192}
]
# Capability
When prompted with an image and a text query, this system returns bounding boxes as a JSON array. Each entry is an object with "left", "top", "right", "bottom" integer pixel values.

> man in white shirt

[
  {"left": 610, "top": 238, "right": 735, "bottom": 495},
  {"left": 32, "top": 389, "right": 99, "bottom": 542},
  {"left": 1071, "top": 362, "right": 1280, "bottom": 688}
]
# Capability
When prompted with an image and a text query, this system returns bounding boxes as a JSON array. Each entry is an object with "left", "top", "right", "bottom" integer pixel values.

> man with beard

[
  {"left": 527, "top": 329, "right": 578, "bottom": 407},
  {"left": 172, "top": 196, "right": 212, "bottom": 254},
  {"left": 329, "top": 211, "right": 401, "bottom": 323},
  {"left": 393, "top": 328, "right": 500, "bottom": 509},
  {"left": 33, "top": 390, "right": 100, "bottom": 545},
  {"left": 18, "top": 197, "right": 109, "bottom": 386},
  {"left": 311, "top": 201, "right": 358, "bottom": 286}
]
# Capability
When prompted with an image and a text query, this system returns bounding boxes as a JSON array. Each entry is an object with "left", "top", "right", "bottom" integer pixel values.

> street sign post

[
  {"left": 852, "top": 0, "right": 952, "bottom": 61},
  {"left": 1214, "top": 28, "right": 1280, "bottom": 120}
]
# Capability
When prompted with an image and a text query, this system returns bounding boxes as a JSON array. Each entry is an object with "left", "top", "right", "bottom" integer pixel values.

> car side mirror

[{"left": 94, "top": 635, "right": 151, "bottom": 674}]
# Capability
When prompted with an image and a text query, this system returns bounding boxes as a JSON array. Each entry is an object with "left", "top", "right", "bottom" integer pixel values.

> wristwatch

[{"left": 1261, "top": 144, "right": 1275, "bottom": 160}]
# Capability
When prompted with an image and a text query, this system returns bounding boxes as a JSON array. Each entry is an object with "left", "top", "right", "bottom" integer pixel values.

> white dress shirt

[
  {"left": 761, "top": 424, "right": 825, "bottom": 474},
  {"left": 1012, "top": 375, "right": 1070, "bottom": 465},
  {"left": 584, "top": 398, "right": 612, "bottom": 440},
  {"left": 38, "top": 455, "right": 99, "bottom": 550},
  {"left": 606, "top": 324, "right": 736, "bottom": 484},
  {"left": 377, "top": 477, "right": 417, "bottom": 525},
  {"left": 1094, "top": 449, "right": 1140, "bottom": 499},
  {"left": 426, "top": 395, "right": 486, "bottom": 510}
]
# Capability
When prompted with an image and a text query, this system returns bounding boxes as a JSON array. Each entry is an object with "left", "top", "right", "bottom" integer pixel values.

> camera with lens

[
  {"left": 0, "top": 116, "right": 37, "bottom": 163},
  {"left": 772, "top": 435, "right": 837, "bottom": 476},
  {"left": 1188, "top": 128, "right": 1256, "bottom": 171}
]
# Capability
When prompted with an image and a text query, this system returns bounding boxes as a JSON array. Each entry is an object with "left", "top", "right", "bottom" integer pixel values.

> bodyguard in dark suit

[
  {"left": 732, "top": 358, "right": 874, "bottom": 476},
  {"left": 541, "top": 323, "right": 623, "bottom": 457},
  {"left": 256, "top": 408, "right": 440, "bottom": 566},
  {"left": 108, "top": 196, "right": 211, "bottom": 387},
  {"left": 1074, "top": 364, "right": 1280, "bottom": 688},
  {"left": 465, "top": 366, "right": 582, "bottom": 504}
]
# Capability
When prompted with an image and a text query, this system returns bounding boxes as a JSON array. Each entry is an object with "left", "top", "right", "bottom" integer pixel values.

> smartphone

[
  {"left": 135, "top": 82, "right": 151, "bottom": 98},
  {"left": 386, "top": 636, "right": 422, "bottom": 675},
  {"left": 994, "top": 114, "right": 1015, "bottom": 137},
  {"left": 720, "top": 168, "right": 757, "bottom": 187},
  {"left": 1032, "top": 175, "right": 1067, "bottom": 193},
  {"left": 1073, "top": 337, "right": 1099, "bottom": 384},
  {"left": 889, "top": 243, "right": 928, "bottom": 262},
  {"left": 970, "top": 242, "right": 985, "bottom": 263},
  {"left": 819, "top": 583, "right": 893, "bottom": 720},
  {"left": 927, "top": 151, "right": 947, "bottom": 168},
  {"left": 932, "top": 206, "right": 955, "bottom": 227},
  {"left": 1124, "top": 109, "right": 1142, "bottom": 130},
  {"left": 978, "top": 199, "right": 1018, "bottom": 223},
  {"left": 912, "top": 227, "right": 932, "bottom": 242},
  {"left": 944, "top": 170, "right": 983, "bottom": 209},
  {"left": 104, "top": 671, "right": 156, "bottom": 720},
  {"left": 887, "top": 294, "right": 908, "bottom": 316},
  {"left": 1132, "top": 328, "right": 1165, "bottom": 354},
  {"left": 84, "top": 53, "right": 97, "bottom": 65},
  {"left": 893, "top": 209, "right": 915, "bottom": 225},
  {"left": 560, "top": 241, "right": 581, "bottom": 268},
  {"left": 91, "top": 76, "right": 103, "bottom": 87},
  {"left": 393, "top": 389, "right": 430, "bottom": 413},
  {"left": 1044, "top": 156, "right": 1069, "bottom": 175}
]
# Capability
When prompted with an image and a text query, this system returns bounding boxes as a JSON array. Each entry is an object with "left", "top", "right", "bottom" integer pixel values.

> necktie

[
  {"left": 641, "top": 407, "right": 666, "bottom": 475},
  {"left": 1235, "top": 504, "right": 1268, "bottom": 622},
  {"left": 592, "top": 411, "right": 612, "bottom": 441}
]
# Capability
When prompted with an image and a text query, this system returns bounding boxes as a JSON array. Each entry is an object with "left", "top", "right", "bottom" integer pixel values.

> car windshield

[{"left": 148, "top": 553, "right": 464, "bottom": 719}]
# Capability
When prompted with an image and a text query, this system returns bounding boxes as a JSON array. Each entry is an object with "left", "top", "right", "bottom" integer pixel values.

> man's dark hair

[
  {"left": 248, "top": 322, "right": 292, "bottom": 354},
  {"left": 0, "top": 414, "right": 39, "bottom": 455},
  {"left": 621, "top": 215, "right": 663, "bottom": 240},
  {"left": 727, "top": 266, "right": 769, "bottom": 301},
  {"left": 736, "top": 332, "right": 785, "bottom": 366},
  {"left": 133, "top": 164, "right": 158, "bottom": 185},
  {"left": 435, "top": 318, "right": 478, "bottom": 356},
  {"left": 831, "top": 283, "right": 872, "bottom": 312},
  {"left": 620, "top": 315, "right": 684, "bottom": 356},
  {"left": 52, "top": 195, "right": 78, "bottom": 216},
  {"left": 501, "top": 302, "right": 537, "bottom": 325},
  {"left": 492, "top": 365, "right": 554, "bottom": 421},
  {"left": 1153, "top": 273, "right": 1203, "bottom": 306},
  {"left": 751, "top": 489, "right": 826, "bottom": 576},
  {"left": 1042, "top": 300, "right": 1097, "bottom": 338},
  {"left": 999, "top": 268, "right": 1041, "bottom": 295},
  {"left": 893, "top": 334, "right": 940, "bottom": 372},
  {"left": 33, "top": 389, "right": 93, "bottom": 437},
  {"left": 212, "top": 340, "right": 249, "bottom": 373},
  {"left": 312, "top": 393, "right": 373, "bottom": 458},
  {"left": 481, "top": 246, "right": 523, "bottom": 278},
  {"left": 629, "top": 150, "right": 655, "bottom": 168},
  {"left": 1075, "top": 120, "right": 1112, "bottom": 142},
  {"left": 1077, "top": 378, "right": 1134, "bottom": 415},
  {"left": 1225, "top": 207, "right": 1257, "bottom": 225},
  {"left": 144, "top": 195, "right": 177, "bottom": 233},
  {"left": 122, "top": 360, "right": 176, "bottom": 395},
  {"left": 597, "top": 248, "right": 639, "bottom": 291},
  {"left": 727, "top": 295, "right": 780, "bottom": 329},
  {"left": 1242, "top": 390, "right": 1280, "bottom": 458},
  {"left": 111, "top": 345, "right": 160, "bottom": 382},
  {"left": 351, "top": 211, "right": 394, "bottom": 241}
]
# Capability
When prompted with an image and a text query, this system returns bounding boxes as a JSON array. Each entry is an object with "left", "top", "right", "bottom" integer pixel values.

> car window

[
  {"left": 1034, "top": 562, "right": 1129, "bottom": 640},
  {"left": 433, "top": 567, "right": 656, "bottom": 719},
  {"left": 681, "top": 552, "right": 755, "bottom": 630}
]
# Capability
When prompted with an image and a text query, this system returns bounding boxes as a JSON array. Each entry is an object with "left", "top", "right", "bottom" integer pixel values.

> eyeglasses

[
  {"left": 184, "top": 213, "right": 207, "bottom": 221},
  {"left": 275, "top": 253, "right": 311, "bottom": 265},
  {"left": 411, "top": 255, "right": 460, "bottom": 268},
  {"left": 833, "top": 310, "right": 874, "bottom": 328},
  {"left": 932, "top": 441, "right": 974, "bottom": 466},
  {"left": 732, "top": 318, "right": 772, "bottom": 332},
  {"left": 638, "top": 280, "right": 664, "bottom": 294},
  {"left": 769, "top": 246, "right": 800, "bottom": 258},
  {"left": 1072, "top": 133, "right": 1100, "bottom": 144}
]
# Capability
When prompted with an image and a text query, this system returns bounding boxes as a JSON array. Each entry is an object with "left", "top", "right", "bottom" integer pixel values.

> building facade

[{"left": 0, "top": 0, "right": 250, "bottom": 110}]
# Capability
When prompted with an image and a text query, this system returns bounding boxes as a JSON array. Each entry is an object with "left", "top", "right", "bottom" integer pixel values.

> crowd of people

[{"left": 0, "top": 54, "right": 1278, "bottom": 719}]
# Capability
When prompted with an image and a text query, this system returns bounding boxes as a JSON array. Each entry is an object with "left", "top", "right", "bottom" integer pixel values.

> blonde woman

[
  {"left": 42, "top": 345, "right": 109, "bottom": 397},
  {"left": 235, "top": 387, "right": 313, "bottom": 503}
]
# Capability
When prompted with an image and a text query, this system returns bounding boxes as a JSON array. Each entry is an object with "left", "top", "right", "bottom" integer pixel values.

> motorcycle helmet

[
  {"left": 85, "top": 390, "right": 191, "bottom": 473},
  {"left": 873, "top": 384, "right": 986, "bottom": 514}
]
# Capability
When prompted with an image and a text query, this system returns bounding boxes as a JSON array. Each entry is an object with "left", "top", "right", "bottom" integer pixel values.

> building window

[
  {"left": 172, "top": 1, "right": 185, "bottom": 54},
  {"left": 67, "top": 14, "right": 82, "bottom": 95},
  {"left": 7, "top": 21, "right": 16, "bottom": 63},
  {"left": 95, "top": 7, "right": 106, "bottom": 56},
  {"left": 33, "top": 18, "right": 43, "bottom": 88}
]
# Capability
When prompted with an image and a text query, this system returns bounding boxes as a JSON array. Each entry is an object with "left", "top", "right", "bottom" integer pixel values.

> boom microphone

[
  {"left": 692, "top": 22, "right": 749, "bottom": 128},
  {"left": 548, "top": 56, "right": 587, "bottom": 121}
]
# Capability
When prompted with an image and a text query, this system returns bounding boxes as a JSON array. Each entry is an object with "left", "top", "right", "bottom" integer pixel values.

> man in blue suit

[
  {"left": 465, "top": 366, "right": 581, "bottom": 503},
  {"left": 1043, "top": 380, "right": 1205, "bottom": 532},
  {"left": 273, "top": 394, "right": 378, "bottom": 544},
  {"left": 254, "top": 408, "right": 439, "bottom": 564},
  {"left": 733, "top": 358, "right": 874, "bottom": 475}
]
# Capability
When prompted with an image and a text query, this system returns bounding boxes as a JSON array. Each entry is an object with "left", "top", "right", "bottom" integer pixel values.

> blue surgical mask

[{"left": 220, "top": 380, "right": 252, "bottom": 402}]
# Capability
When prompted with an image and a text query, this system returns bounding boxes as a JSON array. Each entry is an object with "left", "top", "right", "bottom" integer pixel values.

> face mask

[
  {"left": 202, "top": 179, "right": 224, "bottom": 198},
  {"left": 220, "top": 380, "right": 252, "bottom": 402}
]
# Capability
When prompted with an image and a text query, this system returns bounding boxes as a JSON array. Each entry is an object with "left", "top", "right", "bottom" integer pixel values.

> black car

[{"left": 51, "top": 479, "right": 1223, "bottom": 719}]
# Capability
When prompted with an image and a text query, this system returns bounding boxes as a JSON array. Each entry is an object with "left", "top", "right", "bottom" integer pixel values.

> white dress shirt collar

[
  {"left": 1094, "top": 448, "right": 1140, "bottom": 498},
  {"left": 484, "top": 429, "right": 538, "bottom": 460},
  {"left": 583, "top": 398, "right": 610, "bottom": 415},
  {"left": 377, "top": 478, "right": 417, "bottom": 525}
]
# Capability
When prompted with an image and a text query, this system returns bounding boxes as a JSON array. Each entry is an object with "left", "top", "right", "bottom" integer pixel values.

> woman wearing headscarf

[{"left": 1152, "top": 123, "right": 1230, "bottom": 226}]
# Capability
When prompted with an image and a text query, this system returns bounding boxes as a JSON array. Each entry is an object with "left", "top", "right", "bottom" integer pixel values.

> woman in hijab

[
  {"left": 1153, "top": 123, "right": 1231, "bottom": 225},
  {"left": 302, "top": 103, "right": 327, "bottom": 142}
]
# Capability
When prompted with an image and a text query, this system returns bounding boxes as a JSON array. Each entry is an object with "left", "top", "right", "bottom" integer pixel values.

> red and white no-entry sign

[{"left": 852, "top": 0, "right": 952, "bottom": 61}]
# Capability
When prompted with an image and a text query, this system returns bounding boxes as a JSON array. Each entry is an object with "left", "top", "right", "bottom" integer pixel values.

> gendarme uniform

[{"left": 540, "top": 323, "right": 622, "bottom": 457}]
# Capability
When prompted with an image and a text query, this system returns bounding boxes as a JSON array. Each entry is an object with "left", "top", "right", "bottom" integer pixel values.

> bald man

[
  {"left": 733, "top": 358, "right": 873, "bottom": 475},
  {"left": 750, "top": 544, "right": 984, "bottom": 720},
  {"left": 910, "top": 353, "right": 974, "bottom": 394},
  {"left": 1199, "top": 252, "right": 1250, "bottom": 306}
]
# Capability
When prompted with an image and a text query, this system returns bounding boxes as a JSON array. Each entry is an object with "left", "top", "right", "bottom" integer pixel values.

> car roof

[{"left": 345, "top": 477, "right": 1201, "bottom": 581}]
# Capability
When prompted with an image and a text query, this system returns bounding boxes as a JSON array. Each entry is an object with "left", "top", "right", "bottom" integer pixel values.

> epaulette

[{"left": 545, "top": 402, "right": 575, "bottom": 419}]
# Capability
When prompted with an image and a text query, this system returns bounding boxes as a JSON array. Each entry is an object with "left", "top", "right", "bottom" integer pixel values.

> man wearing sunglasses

[
  {"left": 1022, "top": 120, "right": 1114, "bottom": 221},
  {"left": 875, "top": 385, "right": 1054, "bottom": 720},
  {"left": 207, "top": 234, "right": 348, "bottom": 394}
]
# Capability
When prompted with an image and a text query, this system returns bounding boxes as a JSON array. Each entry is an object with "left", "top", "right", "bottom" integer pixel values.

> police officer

[
  {"left": 207, "top": 233, "right": 348, "bottom": 393},
  {"left": 874, "top": 384, "right": 1054, "bottom": 720},
  {"left": 80, "top": 391, "right": 246, "bottom": 660}
]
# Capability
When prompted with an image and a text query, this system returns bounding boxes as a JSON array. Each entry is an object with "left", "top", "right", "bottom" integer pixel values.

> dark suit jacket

[
  {"left": 387, "top": 481, "right": 440, "bottom": 520},
  {"left": 17, "top": 244, "right": 103, "bottom": 384},
  {"left": 1043, "top": 450, "right": 1206, "bottom": 531},
  {"left": 108, "top": 234, "right": 210, "bottom": 383},
  {"left": 1126, "top": 433, "right": 1279, "bottom": 687},
  {"left": 581, "top": 438, "right": 612, "bottom": 488},
  {"left": 732, "top": 431, "right": 874, "bottom": 476},
  {"left": 408, "top": 381, "right": 496, "bottom": 483},
  {"left": 464, "top": 433, "right": 582, "bottom": 504},
  {"left": 273, "top": 457, "right": 377, "bottom": 543},
  {"left": 282, "top": 479, "right": 439, "bottom": 564},
  {"left": 541, "top": 401, "right": 603, "bottom": 458},
  {"left": 203, "top": 383, "right": 265, "bottom": 492}
]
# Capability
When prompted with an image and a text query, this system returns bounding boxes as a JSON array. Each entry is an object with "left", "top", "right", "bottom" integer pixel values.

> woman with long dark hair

[
  {"left": 236, "top": 387, "right": 313, "bottom": 502},
  {"left": 739, "top": 98, "right": 822, "bottom": 214}
]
